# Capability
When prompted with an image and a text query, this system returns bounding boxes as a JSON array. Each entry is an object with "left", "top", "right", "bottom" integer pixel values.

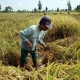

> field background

[{"left": 0, "top": 12, "right": 80, "bottom": 80}]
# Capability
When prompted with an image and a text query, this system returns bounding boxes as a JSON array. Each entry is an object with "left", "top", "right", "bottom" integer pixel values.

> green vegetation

[{"left": 0, "top": 12, "right": 80, "bottom": 80}]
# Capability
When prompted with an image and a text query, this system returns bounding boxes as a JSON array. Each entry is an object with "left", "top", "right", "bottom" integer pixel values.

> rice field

[{"left": 0, "top": 12, "right": 80, "bottom": 80}]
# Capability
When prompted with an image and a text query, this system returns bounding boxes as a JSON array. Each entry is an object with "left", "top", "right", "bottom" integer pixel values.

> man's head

[{"left": 39, "top": 16, "right": 52, "bottom": 31}]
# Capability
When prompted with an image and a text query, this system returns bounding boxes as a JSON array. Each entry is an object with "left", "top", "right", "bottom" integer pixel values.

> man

[{"left": 20, "top": 16, "right": 52, "bottom": 68}]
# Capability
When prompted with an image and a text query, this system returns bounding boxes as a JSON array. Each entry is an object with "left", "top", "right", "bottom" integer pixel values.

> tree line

[{"left": 0, "top": 0, "right": 80, "bottom": 13}]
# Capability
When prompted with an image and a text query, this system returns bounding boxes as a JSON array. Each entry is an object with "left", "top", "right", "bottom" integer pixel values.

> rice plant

[{"left": 0, "top": 13, "right": 80, "bottom": 80}]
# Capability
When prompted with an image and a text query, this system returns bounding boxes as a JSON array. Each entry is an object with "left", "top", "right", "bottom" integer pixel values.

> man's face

[{"left": 40, "top": 24, "right": 48, "bottom": 31}]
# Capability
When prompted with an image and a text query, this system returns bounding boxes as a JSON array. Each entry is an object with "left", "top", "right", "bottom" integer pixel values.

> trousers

[{"left": 20, "top": 48, "right": 38, "bottom": 67}]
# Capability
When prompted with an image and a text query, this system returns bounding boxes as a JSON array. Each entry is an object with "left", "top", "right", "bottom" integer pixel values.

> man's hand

[
  {"left": 26, "top": 41, "right": 32, "bottom": 48},
  {"left": 44, "top": 45, "right": 50, "bottom": 50}
]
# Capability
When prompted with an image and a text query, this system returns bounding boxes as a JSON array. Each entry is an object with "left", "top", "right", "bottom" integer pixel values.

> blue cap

[{"left": 39, "top": 16, "right": 52, "bottom": 29}]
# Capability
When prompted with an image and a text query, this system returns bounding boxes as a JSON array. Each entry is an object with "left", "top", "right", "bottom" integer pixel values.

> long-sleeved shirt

[{"left": 20, "top": 25, "right": 46, "bottom": 51}]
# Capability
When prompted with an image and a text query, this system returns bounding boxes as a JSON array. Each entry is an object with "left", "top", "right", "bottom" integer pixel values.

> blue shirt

[{"left": 20, "top": 25, "right": 46, "bottom": 51}]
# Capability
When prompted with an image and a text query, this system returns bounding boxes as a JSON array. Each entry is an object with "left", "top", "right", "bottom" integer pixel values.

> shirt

[{"left": 20, "top": 25, "right": 46, "bottom": 51}]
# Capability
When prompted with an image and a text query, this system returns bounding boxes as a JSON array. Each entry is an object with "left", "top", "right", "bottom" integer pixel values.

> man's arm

[
  {"left": 20, "top": 27, "right": 33, "bottom": 48},
  {"left": 38, "top": 31, "right": 46, "bottom": 48}
]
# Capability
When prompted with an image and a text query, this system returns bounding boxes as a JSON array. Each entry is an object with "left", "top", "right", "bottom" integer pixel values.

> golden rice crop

[{"left": 0, "top": 13, "right": 80, "bottom": 80}]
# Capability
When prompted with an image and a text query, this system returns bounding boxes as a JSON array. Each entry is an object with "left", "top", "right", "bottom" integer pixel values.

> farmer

[
  {"left": 43, "top": 11, "right": 46, "bottom": 15},
  {"left": 20, "top": 16, "right": 52, "bottom": 69}
]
